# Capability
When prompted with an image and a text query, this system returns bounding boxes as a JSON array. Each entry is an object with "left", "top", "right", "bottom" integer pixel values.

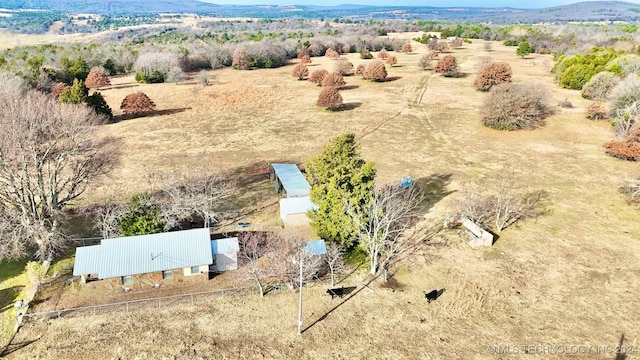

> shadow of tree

[
  {"left": 339, "top": 85, "right": 359, "bottom": 91},
  {"left": 342, "top": 102, "right": 362, "bottom": 111},
  {"left": 412, "top": 173, "right": 455, "bottom": 212},
  {"left": 103, "top": 84, "right": 140, "bottom": 91},
  {"left": 1, "top": 338, "right": 40, "bottom": 357},
  {"left": 110, "top": 108, "right": 191, "bottom": 123},
  {"left": 0, "top": 286, "right": 23, "bottom": 314},
  {"left": 382, "top": 76, "right": 402, "bottom": 82}
]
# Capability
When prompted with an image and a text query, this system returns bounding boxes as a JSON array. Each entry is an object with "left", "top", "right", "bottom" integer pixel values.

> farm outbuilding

[
  {"left": 73, "top": 228, "right": 215, "bottom": 290},
  {"left": 271, "top": 163, "right": 317, "bottom": 226},
  {"left": 210, "top": 237, "right": 240, "bottom": 272}
]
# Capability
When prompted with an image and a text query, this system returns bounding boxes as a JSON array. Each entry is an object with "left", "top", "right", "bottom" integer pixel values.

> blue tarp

[{"left": 272, "top": 163, "right": 311, "bottom": 198}]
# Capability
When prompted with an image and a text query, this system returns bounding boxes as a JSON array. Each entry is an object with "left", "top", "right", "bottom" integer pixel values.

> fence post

[
  {"left": 57, "top": 310, "right": 60, "bottom": 319},
  {"left": 191, "top": 294, "right": 194, "bottom": 305},
  {"left": 93, "top": 306, "right": 96, "bottom": 316},
  {"left": 158, "top": 298, "right": 161, "bottom": 309},
  {"left": 126, "top": 302, "right": 129, "bottom": 313},
  {"left": 222, "top": 289, "right": 224, "bottom": 299}
]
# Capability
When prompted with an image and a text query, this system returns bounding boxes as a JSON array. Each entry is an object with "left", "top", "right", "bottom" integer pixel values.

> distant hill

[
  {"left": 0, "top": 0, "right": 220, "bottom": 14},
  {"left": 1, "top": 0, "right": 640, "bottom": 22}
]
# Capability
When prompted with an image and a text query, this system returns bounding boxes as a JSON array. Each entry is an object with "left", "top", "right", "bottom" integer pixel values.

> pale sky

[{"left": 204, "top": 0, "right": 640, "bottom": 8}]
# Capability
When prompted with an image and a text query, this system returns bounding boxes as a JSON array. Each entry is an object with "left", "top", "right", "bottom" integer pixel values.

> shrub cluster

[
  {"left": 473, "top": 62, "right": 512, "bottom": 91},
  {"left": 481, "top": 82, "right": 555, "bottom": 130}
]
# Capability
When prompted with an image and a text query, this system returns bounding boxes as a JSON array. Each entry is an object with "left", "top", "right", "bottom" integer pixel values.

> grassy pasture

[{"left": 4, "top": 34, "right": 640, "bottom": 359}]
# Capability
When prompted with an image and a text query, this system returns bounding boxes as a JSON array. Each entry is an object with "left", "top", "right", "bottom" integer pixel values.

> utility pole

[{"left": 297, "top": 255, "right": 303, "bottom": 335}]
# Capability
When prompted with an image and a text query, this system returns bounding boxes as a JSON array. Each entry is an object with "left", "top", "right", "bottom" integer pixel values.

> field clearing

[{"left": 5, "top": 38, "right": 640, "bottom": 359}]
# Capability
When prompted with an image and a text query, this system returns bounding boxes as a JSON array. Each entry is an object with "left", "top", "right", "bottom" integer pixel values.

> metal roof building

[
  {"left": 211, "top": 237, "right": 240, "bottom": 254},
  {"left": 271, "top": 163, "right": 311, "bottom": 198},
  {"left": 73, "top": 228, "right": 213, "bottom": 279},
  {"left": 303, "top": 239, "right": 327, "bottom": 256}
]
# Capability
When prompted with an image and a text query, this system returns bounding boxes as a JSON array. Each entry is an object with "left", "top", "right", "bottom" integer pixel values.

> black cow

[{"left": 425, "top": 288, "right": 445, "bottom": 303}]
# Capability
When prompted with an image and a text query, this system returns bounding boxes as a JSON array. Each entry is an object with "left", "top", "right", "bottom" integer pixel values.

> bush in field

[
  {"left": 401, "top": 43, "right": 412, "bottom": 54},
  {"left": 325, "top": 48, "right": 340, "bottom": 59},
  {"left": 51, "top": 82, "right": 69, "bottom": 99},
  {"left": 121, "top": 92, "right": 156, "bottom": 115},
  {"left": 418, "top": 54, "right": 432, "bottom": 70},
  {"left": 603, "top": 124, "right": 640, "bottom": 161},
  {"left": 605, "top": 54, "right": 640, "bottom": 76},
  {"left": 581, "top": 71, "right": 618, "bottom": 100},
  {"left": 342, "top": 44, "right": 351, "bottom": 54},
  {"left": 362, "top": 60, "right": 387, "bottom": 82},
  {"left": 317, "top": 87, "right": 343, "bottom": 111},
  {"left": 555, "top": 48, "right": 618, "bottom": 90},
  {"left": 59, "top": 79, "right": 88, "bottom": 105},
  {"left": 355, "top": 64, "right": 365, "bottom": 76},
  {"left": 586, "top": 101, "right": 608, "bottom": 121},
  {"left": 232, "top": 47, "right": 251, "bottom": 70},
  {"left": 334, "top": 59, "right": 353, "bottom": 76},
  {"left": 481, "top": 82, "right": 555, "bottom": 130},
  {"left": 292, "top": 63, "right": 309, "bottom": 80},
  {"left": 516, "top": 41, "right": 534, "bottom": 58},
  {"left": 360, "top": 50, "right": 373, "bottom": 59},
  {"left": 166, "top": 66, "right": 187, "bottom": 84},
  {"left": 386, "top": 56, "right": 398, "bottom": 66},
  {"left": 300, "top": 55, "right": 311, "bottom": 64},
  {"left": 608, "top": 76, "right": 640, "bottom": 118},
  {"left": 197, "top": 70, "right": 209, "bottom": 86},
  {"left": 85, "top": 70, "right": 111, "bottom": 89},
  {"left": 450, "top": 38, "right": 464, "bottom": 48},
  {"left": 322, "top": 72, "right": 346, "bottom": 87},
  {"left": 134, "top": 52, "right": 178, "bottom": 83},
  {"left": 473, "top": 62, "right": 512, "bottom": 91},
  {"left": 309, "top": 69, "right": 329, "bottom": 86},
  {"left": 434, "top": 55, "right": 458, "bottom": 77},
  {"left": 377, "top": 49, "right": 388, "bottom": 59},
  {"left": 427, "top": 50, "right": 439, "bottom": 59}
]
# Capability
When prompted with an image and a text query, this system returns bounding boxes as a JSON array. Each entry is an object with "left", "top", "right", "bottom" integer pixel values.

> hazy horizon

[{"left": 202, "top": 0, "right": 640, "bottom": 8}]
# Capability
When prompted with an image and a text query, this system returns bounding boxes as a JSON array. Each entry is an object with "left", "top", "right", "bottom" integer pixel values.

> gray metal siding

[{"left": 272, "top": 163, "right": 311, "bottom": 198}]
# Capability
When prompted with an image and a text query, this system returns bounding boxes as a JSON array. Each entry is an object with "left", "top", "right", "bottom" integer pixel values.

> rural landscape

[{"left": 1, "top": 0, "right": 640, "bottom": 358}]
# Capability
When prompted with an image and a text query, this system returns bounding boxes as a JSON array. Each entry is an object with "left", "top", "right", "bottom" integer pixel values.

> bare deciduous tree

[
  {"left": 239, "top": 231, "right": 272, "bottom": 297},
  {"left": 292, "top": 63, "right": 309, "bottom": 80},
  {"left": 347, "top": 184, "right": 423, "bottom": 278},
  {"left": 166, "top": 66, "right": 187, "bottom": 84},
  {"left": 481, "top": 82, "right": 555, "bottom": 130},
  {"left": 134, "top": 52, "right": 178, "bottom": 77},
  {"left": 324, "top": 241, "right": 347, "bottom": 287},
  {"left": 604, "top": 121, "right": 640, "bottom": 161},
  {"left": 0, "top": 89, "right": 116, "bottom": 261},
  {"left": 85, "top": 70, "right": 111, "bottom": 89},
  {"left": 120, "top": 92, "right": 156, "bottom": 115},
  {"left": 418, "top": 54, "right": 432, "bottom": 70},
  {"left": 455, "top": 170, "right": 547, "bottom": 232}
]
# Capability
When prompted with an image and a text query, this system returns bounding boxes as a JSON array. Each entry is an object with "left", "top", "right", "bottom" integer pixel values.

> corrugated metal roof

[
  {"left": 272, "top": 163, "right": 311, "bottom": 198},
  {"left": 211, "top": 237, "right": 239, "bottom": 254},
  {"left": 304, "top": 239, "right": 327, "bottom": 256},
  {"left": 74, "top": 228, "right": 213, "bottom": 279},
  {"left": 72, "top": 245, "right": 101, "bottom": 276}
]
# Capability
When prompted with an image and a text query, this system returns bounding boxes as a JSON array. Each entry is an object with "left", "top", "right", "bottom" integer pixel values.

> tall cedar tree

[
  {"left": 321, "top": 72, "right": 346, "bottom": 87},
  {"left": 316, "top": 86, "right": 343, "bottom": 110},
  {"left": 120, "top": 92, "right": 156, "bottom": 115},
  {"left": 85, "top": 70, "right": 111, "bottom": 89},
  {"left": 292, "top": 63, "right": 309, "bottom": 80},
  {"left": 304, "top": 133, "right": 376, "bottom": 247},
  {"left": 308, "top": 69, "right": 329, "bottom": 86},
  {"left": 362, "top": 60, "right": 387, "bottom": 81},
  {"left": 434, "top": 55, "right": 458, "bottom": 76},
  {"left": 473, "top": 62, "right": 512, "bottom": 91},
  {"left": 119, "top": 193, "right": 166, "bottom": 236},
  {"left": 59, "top": 79, "right": 88, "bottom": 104}
]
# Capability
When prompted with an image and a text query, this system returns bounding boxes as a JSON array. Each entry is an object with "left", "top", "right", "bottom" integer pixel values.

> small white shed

[{"left": 210, "top": 237, "right": 240, "bottom": 272}]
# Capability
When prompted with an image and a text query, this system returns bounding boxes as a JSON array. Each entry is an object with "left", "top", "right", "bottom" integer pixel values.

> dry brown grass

[{"left": 5, "top": 38, "right": 640, "bottom": 359}]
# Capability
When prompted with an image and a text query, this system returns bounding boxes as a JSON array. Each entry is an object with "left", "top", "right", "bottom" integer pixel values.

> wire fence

[{"left": 22, "top": 284, "right": 282, "bottom": 322}]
